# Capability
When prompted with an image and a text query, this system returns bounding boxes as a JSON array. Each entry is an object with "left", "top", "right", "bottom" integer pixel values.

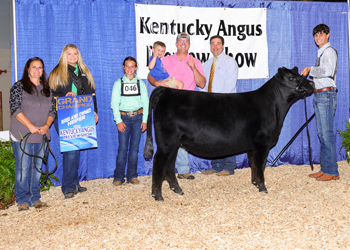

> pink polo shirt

[{"left": 162, "top": 53, "right": 205, "bottom": 91}]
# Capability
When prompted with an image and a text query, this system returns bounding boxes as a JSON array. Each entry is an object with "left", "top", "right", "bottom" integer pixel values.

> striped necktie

[{"left": 208, "top": 57, "right": 217, "bottom": 93}]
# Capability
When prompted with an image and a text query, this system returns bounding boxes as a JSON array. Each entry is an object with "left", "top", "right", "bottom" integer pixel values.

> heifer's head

[{"left": 275, "top": 67, "right": 315, "bottom": 97}]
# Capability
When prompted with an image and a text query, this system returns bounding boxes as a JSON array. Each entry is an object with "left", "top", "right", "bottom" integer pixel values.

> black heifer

[{"left": 144, "top": 67, "right": 314, "bottom": 201}]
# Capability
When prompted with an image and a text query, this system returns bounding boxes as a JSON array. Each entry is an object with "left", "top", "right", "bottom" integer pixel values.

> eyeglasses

[{"left": 177, "top": 39, "right": 189, "bottom": 44}]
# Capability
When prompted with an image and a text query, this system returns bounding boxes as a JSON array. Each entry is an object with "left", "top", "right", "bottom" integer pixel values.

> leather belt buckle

[
  {"left": 127, "top": 111, "right": 138, "bottom": 117},
  {"left": 120, "top": 108, "right": 143, "bottom": 117}
]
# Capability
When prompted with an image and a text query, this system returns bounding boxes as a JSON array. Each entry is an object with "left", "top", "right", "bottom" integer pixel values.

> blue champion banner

[{"left": 56, "top": 94, "right": 97, "bottom": 152}]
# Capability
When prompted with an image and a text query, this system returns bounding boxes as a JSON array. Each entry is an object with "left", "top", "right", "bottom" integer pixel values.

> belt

[
  {"left": 316, "top": 87, "right": 336, "bottom": 93},
  {"left": 120, "top": 108, "right": 143, "bottom": 117}
]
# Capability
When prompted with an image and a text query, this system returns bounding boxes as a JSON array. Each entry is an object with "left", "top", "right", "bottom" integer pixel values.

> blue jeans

[
  {"left": 12, "top": 140, "right": 44, "bottom": 206},
  {"left": 113, "top": 113, "right": 142, "bottom": 183},
  {"left": 54, "top": 118, "right": 81, "bottom": 194},
  {"left": 211, "top": 155, "right": 237, "bottom": 175},
  {"left": 313, "top": 89, "right": 338, "bottom": 176},
  {"left": 175, "top": 147, "right": 190, "bottom": 174}
]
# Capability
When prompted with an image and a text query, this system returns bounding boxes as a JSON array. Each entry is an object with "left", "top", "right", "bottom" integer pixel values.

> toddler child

[{"left": 149, "top": 41, "right": 184, "bottom": 89}]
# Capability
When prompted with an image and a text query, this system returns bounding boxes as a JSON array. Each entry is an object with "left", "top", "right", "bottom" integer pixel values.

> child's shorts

[{"left": 165, "top": 77, "right": 177, "bottom": 88}]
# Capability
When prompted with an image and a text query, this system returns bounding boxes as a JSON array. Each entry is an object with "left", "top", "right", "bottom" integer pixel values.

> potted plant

[{"left": 337, "top": 120, "right": 350, "bottom": 163}]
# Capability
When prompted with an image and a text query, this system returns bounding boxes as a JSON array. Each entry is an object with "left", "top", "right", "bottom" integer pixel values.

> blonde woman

[{"left": 49, "top": 44, "right": 98, "bottom": 199}]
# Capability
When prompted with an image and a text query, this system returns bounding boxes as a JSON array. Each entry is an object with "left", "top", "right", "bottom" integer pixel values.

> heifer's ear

[
  {"left": 291, "top": 66, "right": 299, "bottom": 74},
  {"left": 276, "top": 67, "right": 284, "bottom": 82}
]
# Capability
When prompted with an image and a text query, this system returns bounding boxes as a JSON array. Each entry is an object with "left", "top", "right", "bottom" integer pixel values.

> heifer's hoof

[
  {"left": 154, "top": 195, "right": 164, "bottom": 202},
  {"left": 172, "top": 187, "right": 183, "bottom": 195},
  {"left": 252, "top": 183, "right": 259, "bottom": 189},
  {"left": 176, "top": 190, "right": 184, "bottom": 196},
  {"left": 259, "top": 188, "right": 268, "bottom": 194}
]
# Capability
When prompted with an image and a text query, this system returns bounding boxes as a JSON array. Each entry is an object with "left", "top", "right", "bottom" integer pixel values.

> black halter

[
  {"left": 274, "top": 74, "right": 306, "bottom": 94},
  {"left": 271, "top": 74, "right": 314, "bottom": 170},
  {"left": 295, "top": 75, "right": 306, "bottom": 92},
  {"left": 19, "top": 133, "right": 58, "bottom": 183}
]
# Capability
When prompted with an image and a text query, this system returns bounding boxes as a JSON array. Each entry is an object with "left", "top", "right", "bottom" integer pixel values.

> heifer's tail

[{"left": 144, "top": 87, "right": 162, "bottom": 159}]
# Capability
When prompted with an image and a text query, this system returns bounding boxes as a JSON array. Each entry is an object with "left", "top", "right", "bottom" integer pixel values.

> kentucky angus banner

[
  {"left": 135, "top": 4, "right": 268, "bottom": 79},
  {"left": 56, "top": 94, "right": 97, "bottom": 152}
]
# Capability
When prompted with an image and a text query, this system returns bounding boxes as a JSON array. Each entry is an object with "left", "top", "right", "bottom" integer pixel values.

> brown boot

[
  {"left": 177, "top": 173, "right": 195, "bottom": 180},
  {"left": 33, "top": 201, "right": 47, "bottom": 208},
  {"left": 18, "top": 204, "right": 29, "bottom": 212},
  {"left": 130, "top": 179, "right": 140, "bottom": 184},
  {"left": 202, "top": 169, "right": 216, "bottom": 175},
  {"left": 316, "top": 174, "right": 340, "bottom": 181},
  {"left": 217, "top": 170, "right": 230, "bottom": 176},
  {"left": 308, "top": 171, "right": 323, "bottom": 178},
  {"left": 113, "top": 181, "right": 122, "bottom": 186}
]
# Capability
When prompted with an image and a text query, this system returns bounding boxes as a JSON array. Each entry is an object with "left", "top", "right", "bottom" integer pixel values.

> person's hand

[
  {"left": 187, "top": 55, "right": 195, "bottom": 71},
  {"left": 94, "top": 112, "right": 99, "bottom": 124},
  {"left": 158, "top": 79, "right": 170, "bottom": 87},
  {"left": 29, "top": 124, "right": 40, "bottom": 135},
  {"left": 151, "top": 48, "right": 159, "bottom": 58},
  {"left": 301, "top": 67, "right": 311, "bottom": 76},
  {"left": 38, "top": 124, "right": 49, "bottom": 135},
  {"left": 117, "top": 121, "right": 126, "bottom": 132},
  {"left": 141, "top": 122, "right": 147, "bottom": 132},
  {"left": 65, "top": 92, "right": 77, "bottom": 97},
  {"left": 151, "top": 48, "right": 156, "bottom": 57}
]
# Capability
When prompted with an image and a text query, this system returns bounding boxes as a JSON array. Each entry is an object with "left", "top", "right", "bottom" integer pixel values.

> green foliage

[
  {"left": 40, "top": 173, "right": 59, "bottom": 192},
  {"left": 0, "top": 141, "right": 16, "bottom": 206},
  {"left": 0, "top": 140, "right": 60, "bottom": 208},
  {"left": 337, "top": 120, "right": 350, "bottom": 163}
]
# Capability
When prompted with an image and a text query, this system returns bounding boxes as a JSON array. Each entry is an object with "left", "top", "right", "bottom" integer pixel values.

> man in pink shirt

[{"left": 148, "top": 32, "right": 206, "bottom": 179}]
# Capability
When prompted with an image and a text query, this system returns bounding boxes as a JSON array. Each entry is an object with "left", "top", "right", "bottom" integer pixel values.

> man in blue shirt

[
  {"left": 201, "top": 35, "right": 238, "bottom": 176},
  {"left": 301, "top": 24, "right": 339, "bottom": 181}
]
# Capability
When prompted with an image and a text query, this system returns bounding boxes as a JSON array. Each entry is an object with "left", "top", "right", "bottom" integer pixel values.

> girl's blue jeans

[
  {"left": 113, "top": 113, "right": 142, "bottom": 183},
  {"left": 54, "top": 118, "right": 81, "bottom": 195}
]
